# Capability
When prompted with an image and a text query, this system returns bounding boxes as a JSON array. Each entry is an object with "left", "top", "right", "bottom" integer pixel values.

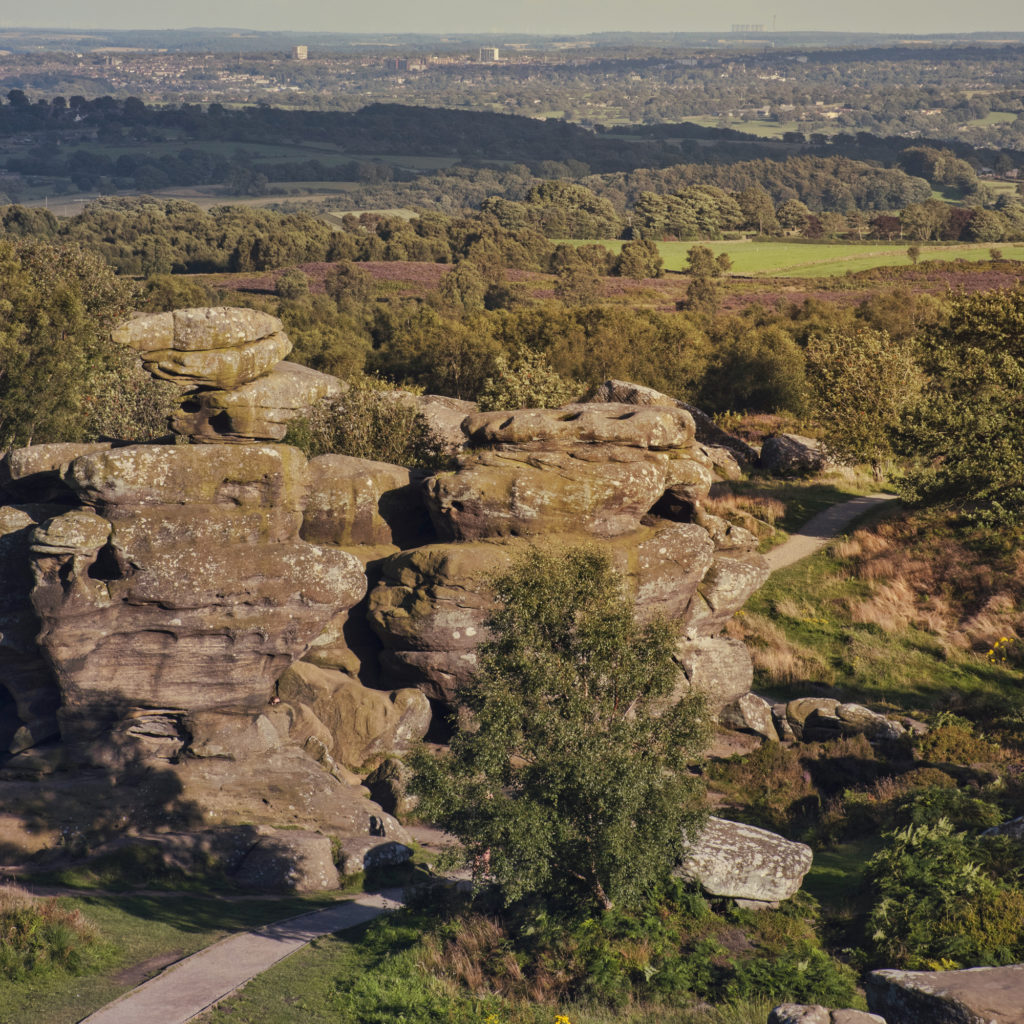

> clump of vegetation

[
  {"left": 284, "top": 374, "right": 448, "bottom": 470},
  {"left": 477, "top": 348, "right": 581, "bottom": 411},
  {"left": 866, "top": 819, "right": 1024, "bottom": 969},
  {"left": 411, "top": 546, "right": 709, "bottom": 913},
  {"left": 0, "top": 885, "right": 99, "bottom": 980}
]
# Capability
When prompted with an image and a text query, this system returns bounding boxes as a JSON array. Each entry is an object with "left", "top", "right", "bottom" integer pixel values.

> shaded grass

[{"left": 0, "top": 889, "right": 345, "bottom": 1024}]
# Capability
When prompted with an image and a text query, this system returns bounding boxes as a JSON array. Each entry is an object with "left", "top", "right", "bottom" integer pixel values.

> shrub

[
  {"left": 477, "top": 349, "right": 580, "bottom": 411},
  {"left": 283, "top": 374, "right": 447, "bottom": 470},
  {"left": 914, "top": 716, "right": 1005, "bottom": 765},
  {"left": 866, "top": 818, "right": 1024, "bottom": 968},
  {"left": 0, "top": 885, "right": 98, "bottom": 979}
]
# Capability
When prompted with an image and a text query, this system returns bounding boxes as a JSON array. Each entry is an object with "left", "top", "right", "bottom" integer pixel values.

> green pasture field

[
  {"left": 678, "top": 116, "right": 840, "bottom": 138},
  {"left": 964, "top": 110, "right": 1019, "bottom": 127},
  {"left": 562, "top": 238, "right": 1024, "bottom": 278}
]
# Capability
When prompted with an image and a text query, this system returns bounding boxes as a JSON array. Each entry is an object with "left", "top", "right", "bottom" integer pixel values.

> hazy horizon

[{"left": 3, "top": 1, "right": 1024, "bottom": 37}]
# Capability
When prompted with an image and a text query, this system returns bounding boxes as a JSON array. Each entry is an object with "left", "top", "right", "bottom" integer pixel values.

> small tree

[
  {"left": 805, "top": 328, "right": 923, "bottom": 479},
  {"left": 477, "top": 349, "right": 580, "bottom": 411},
  {"left": 906, "top": 245, "right": 921, "bottom": 265},
  {"left": 410, "top": 547, "right": 709, "bottom": 914}
]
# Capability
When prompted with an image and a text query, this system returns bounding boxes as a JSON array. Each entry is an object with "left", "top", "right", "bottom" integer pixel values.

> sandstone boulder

[
  {"left": 759, "top": 434, "right": 827, "bottom": 477},
  {"left": 669, "top": 636, "right": 754, "bottom": 716},
  {"left": 682, "top": 551, "right": 770, "bottom": 636},
  {"left": 302, "top": 455, "right": 432, "bottom": 549},
  {"left": 408, "top": 394, "right": 477, "bottom": 455},
  {"left": 336, "top": 837, "right": 412, "bottom": 876},
  {"left": 113, "top": 307, "right": 284, "bottom": 354},
  {"left": 233, "top": 828, "right": 340, "bottom": 892},
  {"left": 580, "top": 379, "right": 757, "bottom": 465},
  {"left": 867, "top": 964, "right": 1024, "bottom": 1024},
  {"left": 677, "top": 816, "right": 813, "bottom": 904},
  {"left": 172, "top": 362, "right": 343, "bottom": 443},
  {"left": 114, "top": 308, "right": 290, "bottom": 389},
  {"left": 719, "top": 692, "right": 778, "bottom": 740},
  {"left": 0, "top": 443, "right": 114, "bottom": 503},
  {"left": 364, "top": 757, "right": 418, "bottom": 819},
  {"left": 425, "top": 403, "right": 714, "bottom": 542},
  {"left": 770, "top": 1008, "right": 885, "bottom": 1024},
  {"left": 276, "top": 662, "right": 431, "bottom": 766}
]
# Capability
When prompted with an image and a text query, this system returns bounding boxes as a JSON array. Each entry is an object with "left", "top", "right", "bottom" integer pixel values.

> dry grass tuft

[{"left": 738, "top": 612, "right": 830, "bottom": 684}]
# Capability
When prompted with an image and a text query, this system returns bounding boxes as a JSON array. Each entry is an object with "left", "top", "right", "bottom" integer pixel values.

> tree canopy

[{"left": 410, "top": 547, "right": 709, "bottom": 914}]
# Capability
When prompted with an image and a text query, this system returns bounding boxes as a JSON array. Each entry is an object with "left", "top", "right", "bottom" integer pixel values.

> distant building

[
  {"left": 478, "top": 47, "right": 499, "bottom": 62},
  {"left": 292, "top": 45, "right": 308, "bottom": 60},
  {"left": 731, "top": 24, "right": 764, "bottom": 32}
]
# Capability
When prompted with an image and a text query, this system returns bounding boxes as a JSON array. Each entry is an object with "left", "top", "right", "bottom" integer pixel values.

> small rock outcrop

[
  {"left": 759, "top": 433, "right": 827, "bottom": 477},
  {"left": 677, "top": 816, "right": 813, "bottom": 905},
  {"left": 867, "top": 964, "right": 1024, "bottom": 1024},
  {"left": 769, "top": 1007, "right": 886, "bottom": 1024}
]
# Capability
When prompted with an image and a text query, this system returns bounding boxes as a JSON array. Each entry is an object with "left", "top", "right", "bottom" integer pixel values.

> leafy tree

[
  {"left": 554, "top": 263, "right": 602, "bottom": 305},
  {"left": 613, "top": 239, "right": 663, "bottom": 279},
  {"left": 0, "top": 239, "right": 138, "bottom": 446},
  {"left": 898, "top": 289, "right": 1024, "bottom": 536},
  {"left": 274, "top": 267, "right": 309, "bottom": 300},
  {"left": 805, "top": 328, "right": 923, "bottom": 478},
  {"left": 477, "top": 348, "right": 580, "bottom": 411},
  {"left": 410, "top": 547, "right": 709, "bottom": 913}
]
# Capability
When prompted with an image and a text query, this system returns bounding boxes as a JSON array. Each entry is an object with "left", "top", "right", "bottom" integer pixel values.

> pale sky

[{"left": 4, "top": 1, "right": 1024, "bottom": 36}]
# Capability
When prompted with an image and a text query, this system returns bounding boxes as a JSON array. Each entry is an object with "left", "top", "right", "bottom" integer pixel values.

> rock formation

[
  {"left": 770, "top": 1008, "right": 886, "bottom": 1024},
  {"left": 867, "top": 964, "right": 1024, "bottom": 1024},
  {"left": 0, "top": 308, "right": 774, "bottom": 889}
]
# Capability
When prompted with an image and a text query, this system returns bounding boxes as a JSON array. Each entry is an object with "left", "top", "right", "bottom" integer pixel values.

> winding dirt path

[{"left": 764, "top": 493, "right": 899, "bottom": 572}]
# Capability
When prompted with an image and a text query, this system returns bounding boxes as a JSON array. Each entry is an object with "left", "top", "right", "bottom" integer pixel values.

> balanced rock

[
  {"left": 867, "top": 964, "right": 1024, "bottom": 1024},
  {"left": 114, "top": 308, "right": 290, "bottom": 389},
  {"left": 677, "top": 816, "right": 813, "bottom": 904},
  {"left": 173, "top": 361, "right": 343, "bottom": 443}
]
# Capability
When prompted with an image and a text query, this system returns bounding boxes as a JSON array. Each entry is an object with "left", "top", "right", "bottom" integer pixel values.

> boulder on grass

[
  {"left": 759, "top": 434, "right": 826, "bottom": 477},
  {"left": 233, "top": 829, "right": 340, "bottom": 892},
  {"left": 676, "top": 816, "right": 813, "bottom": 905}
]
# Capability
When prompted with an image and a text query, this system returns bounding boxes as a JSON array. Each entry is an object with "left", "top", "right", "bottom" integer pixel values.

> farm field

[{"left": 563, "top": 238, "right": 1024, "bottom": 277}]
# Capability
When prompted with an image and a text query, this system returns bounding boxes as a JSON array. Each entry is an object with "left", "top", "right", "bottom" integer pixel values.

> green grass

[
  {"left": 559, "top": 239, "right": 1024, "bottom": 278},
  {"left": 964, "top": 110, "right": 1019, "bottom": 127},
  {"left": 0, "top": 889, "right": 345, "bottom": 1024},
  {"left": 742, "top": 544, "right": 1021, "bottom": 714},
  {"left": 802, "top": 838, "right": 880, "bottom": 913}
]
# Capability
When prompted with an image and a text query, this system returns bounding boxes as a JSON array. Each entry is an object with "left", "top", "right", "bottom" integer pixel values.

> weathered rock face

[
  {"left": 302, "top": 455, "right": 432, "bottom": 550},
  {"left": 173, "top": 362, "right": 343, "bottom": 444},
  {"left": 425, "top": 404, "right": 713, "bottom": 541},
  {"left": 275, "top": 661, "right": 431, "bottom": 767},
  {"left": 0, "top": 505, "right": 64, "bottom": 754},
  {"left": 580, "top": 379, "right": 758, "bottom": 467},
  {"left": 233, "top": 829, "right": 340, "bottom": 892},
  {"left": 676, "top": 816, "right": 813, "bottom": 904},
  {"left": 368, "top": 523, "right": 721, "bottom": 702},
  {"left": 28, "top": 444, "right": 366, "bottom": 745},
  {"left": 114, "top": 308, "right": 290, "bottom": 389},
  {"left": 867, "top": 964, "right": 1024, "bottom": 1024},
  {"left": 668, "top": 637, "right": 754, "bottom": 716},
  {"left": 718, "top": 692, "right": 778, "bottom": 740}
]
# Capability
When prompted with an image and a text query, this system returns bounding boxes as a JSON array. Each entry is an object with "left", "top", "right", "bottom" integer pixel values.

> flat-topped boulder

[
  {"left": 0, "top": 443, "right": 115, "bottom": 503},
  {"left": 677, "top": 816, "right": 813, "bottom": 904},
  {"left": 113, "top": 307, "right": 284, "bottom": 353},
  {"left": 114, "top": 308, "right": 290, "bottom": 389},
  {"left": 66, "top": 442, "right": 309, "bottom": 510},
  {"left": 868, "top": 963, "right": 1024, "bottom": 1024},
  {"left": 172, "top": 362, "right": 343, "bottom": 443},
  {"left": 302, "top": 455, "right": 431, "bottom": 549},
  {"left": 462, "top": 403, "right": 695, "bottom": 450}
]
